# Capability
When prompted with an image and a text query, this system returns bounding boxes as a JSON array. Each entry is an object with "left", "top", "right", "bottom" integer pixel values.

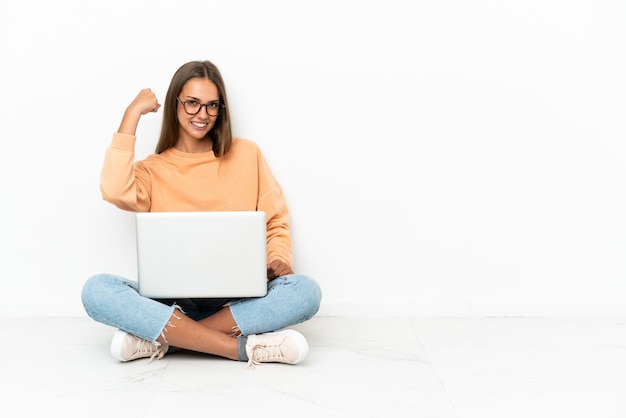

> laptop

[{"left": 135, "top": 211, "right": 268, "bottom": 298}]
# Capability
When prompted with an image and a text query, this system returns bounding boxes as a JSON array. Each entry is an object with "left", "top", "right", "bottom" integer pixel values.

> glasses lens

[
  {"left": 183, "top": 101, "right": 201, "bottom": 115},
  {"left": 206, "top": 102, "right": 222, "bottom": 116}
]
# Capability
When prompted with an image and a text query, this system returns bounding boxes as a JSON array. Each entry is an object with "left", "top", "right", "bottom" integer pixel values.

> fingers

[
  {"left": 130, "top": 88, "right": 161, "bottom": 115},
  {"left": 118, "top": 88, "right": 161, "bottom": 135},
  {"left": 267, "top": 259, "right": 294, "bottom": 280}
]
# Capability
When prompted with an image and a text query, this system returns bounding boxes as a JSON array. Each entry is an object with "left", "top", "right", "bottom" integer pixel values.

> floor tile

[
  {"left": 440, "top": 380, "right": 626, "bottom": 418},
  {"left": 1, "top": 316, "right": 625, "bottom": 418}
]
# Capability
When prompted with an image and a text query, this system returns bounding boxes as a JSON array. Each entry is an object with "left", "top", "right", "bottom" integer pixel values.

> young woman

[{"left": 81, "top": 60, "right": 322, "bottom": 367}]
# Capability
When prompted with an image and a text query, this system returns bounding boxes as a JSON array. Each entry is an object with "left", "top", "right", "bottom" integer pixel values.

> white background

[{"left": 0, "top": 0, "right": 624, "bottom": 317}]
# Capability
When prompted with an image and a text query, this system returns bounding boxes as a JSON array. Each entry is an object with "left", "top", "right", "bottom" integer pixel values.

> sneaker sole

[
  {"left": 110, "top": 329, "right": 129, "bottom": 362},
  {"left": 277, "top": 329, "right": 309, "bottom": 364}
]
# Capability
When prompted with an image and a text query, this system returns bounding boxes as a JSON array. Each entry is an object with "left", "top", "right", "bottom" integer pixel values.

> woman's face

[{"left": 176, "top": 77, "right": 220, "bottom": 144}]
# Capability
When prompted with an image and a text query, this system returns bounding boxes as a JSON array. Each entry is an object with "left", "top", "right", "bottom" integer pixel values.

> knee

[
  {"left": 81, "top": 273, "right": 132, "bottom": 317},
  {"left": 81, "top": 274, "right": 108, "bottom": 315},
  {"left": 287, "top": 274, "right": 322, "bottom": 319},
  {"left": 82, "top": 273, "right": 110, "bottom": 299}
]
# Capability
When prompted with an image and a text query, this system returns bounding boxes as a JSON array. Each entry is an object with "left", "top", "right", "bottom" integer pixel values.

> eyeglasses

[{"left": 177, "top": 97, "right": 225, "bottom": 116}]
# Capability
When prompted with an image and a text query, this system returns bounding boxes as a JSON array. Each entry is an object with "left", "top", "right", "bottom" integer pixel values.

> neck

[{"left": 175, "top": 138, "right": 213, "bottom": 153}]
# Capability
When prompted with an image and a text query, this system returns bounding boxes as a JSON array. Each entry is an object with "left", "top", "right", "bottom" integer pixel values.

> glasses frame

[{"left": 176, "top": 97, "right": 225, "bottom": 116}]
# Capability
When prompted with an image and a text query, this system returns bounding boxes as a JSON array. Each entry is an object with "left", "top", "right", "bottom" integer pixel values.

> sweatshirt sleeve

[
  {"left": 256, "top": 151, "right": 294, "bottom": 267},
  {"left": 99, "top": 133, "right": 152, "bottom": 212}
]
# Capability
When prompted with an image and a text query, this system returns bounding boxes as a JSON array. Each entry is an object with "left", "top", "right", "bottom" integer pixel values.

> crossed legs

[
  {"left": 82, "top": 273, "right": 322, "bottom": 363},
  {"left": 156, "top": 307, "right": 239, "bottom": 360}
]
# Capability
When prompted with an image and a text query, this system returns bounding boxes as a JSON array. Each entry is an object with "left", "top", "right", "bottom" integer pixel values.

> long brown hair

[{"left": 155, "top": 61, "right": 233, "bottom": 157}]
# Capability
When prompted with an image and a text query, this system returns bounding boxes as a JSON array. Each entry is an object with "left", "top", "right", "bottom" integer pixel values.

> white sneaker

[
  {"left": 245, "top": 329, "right": 309, "bottom": 367},
  {"left": 110, "top": 330, "right": 168, "bottom": 362}
]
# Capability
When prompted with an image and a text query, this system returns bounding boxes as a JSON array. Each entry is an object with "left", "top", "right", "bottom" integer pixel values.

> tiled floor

[{"left": 2, "top": 316, "right": 625, "bottom": 417}]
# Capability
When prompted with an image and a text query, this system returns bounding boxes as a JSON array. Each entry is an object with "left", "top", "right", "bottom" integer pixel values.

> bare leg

[
  {"left": 197, "top": 306, "right": 239, "bottom": 334},
  {"left": 157, "top": 310, "right": 239, "bottom": 360}
]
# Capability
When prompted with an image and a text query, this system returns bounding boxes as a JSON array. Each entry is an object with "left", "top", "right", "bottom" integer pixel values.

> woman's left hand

[{"left": 267, "top": 259, "right": 294, "bottom": 280}]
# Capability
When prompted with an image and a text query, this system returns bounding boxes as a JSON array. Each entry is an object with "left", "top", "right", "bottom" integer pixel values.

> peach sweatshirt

[{"left": 100, "top": 133, "right": 293, "bottom": 266}]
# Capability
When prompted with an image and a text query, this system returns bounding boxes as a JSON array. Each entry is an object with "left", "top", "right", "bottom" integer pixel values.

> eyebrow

[{"left": 182, "top": 95, "right": 220, "bottom": 103}]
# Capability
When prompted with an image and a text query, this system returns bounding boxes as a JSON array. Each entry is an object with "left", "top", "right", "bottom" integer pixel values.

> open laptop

[{"left": 135, "top": 211, "right": 268, "bottom": 298}]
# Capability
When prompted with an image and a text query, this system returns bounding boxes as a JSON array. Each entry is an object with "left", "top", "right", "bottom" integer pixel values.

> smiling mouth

[{"left": 191, "top": 122, "right": 208, "bottom": 128}]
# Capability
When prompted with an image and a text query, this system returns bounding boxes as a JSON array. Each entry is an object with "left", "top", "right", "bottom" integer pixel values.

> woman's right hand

[
  {"left": 118, "top": 89, "right": 161, "bottom": 136},
  {"left": 128, "top": 88, "right": 161, "bottom": 116}
]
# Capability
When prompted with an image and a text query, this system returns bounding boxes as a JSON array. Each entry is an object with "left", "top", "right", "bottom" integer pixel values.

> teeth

[{"left": 192, "top": 122, "right": 207, "bottom": 128}]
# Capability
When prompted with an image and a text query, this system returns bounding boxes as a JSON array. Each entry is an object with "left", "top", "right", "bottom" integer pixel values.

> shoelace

[
  {"left": 148, "top": 347, "right": 165, "bottom": 364},
  {"left": 133, "top": 339, "right": 166, "bottom": 364},
  {"left": 248, "top": 342, "right": 285, "bottom": 368}
]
